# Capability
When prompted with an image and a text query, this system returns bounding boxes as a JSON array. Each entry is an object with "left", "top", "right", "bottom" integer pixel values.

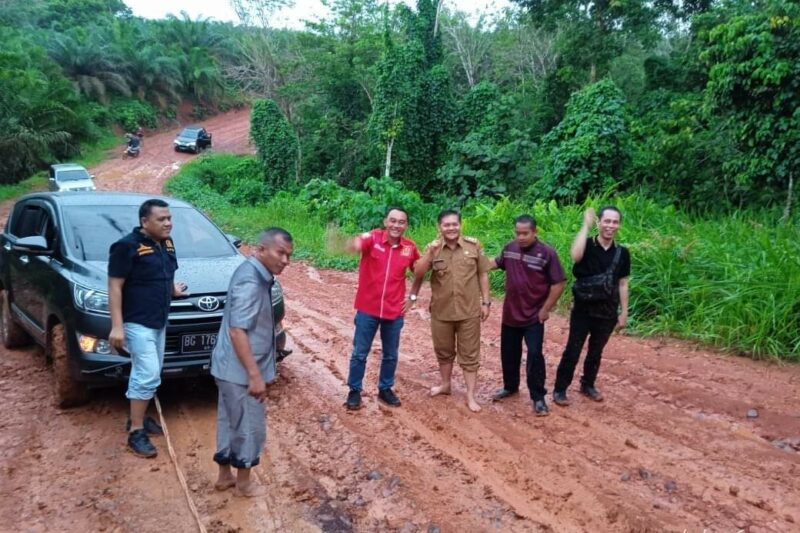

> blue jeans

[
  {"left": 347, "top": 311, "right": 404, "bottom": 392},
  {"left": 124, "top": 322, "right": 166, "bottom": 400}
]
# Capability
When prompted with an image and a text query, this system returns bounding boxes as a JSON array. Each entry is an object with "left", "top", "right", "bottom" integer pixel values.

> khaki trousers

[{"left": 431, "top": 316, "right": 481, "bottom": 372}]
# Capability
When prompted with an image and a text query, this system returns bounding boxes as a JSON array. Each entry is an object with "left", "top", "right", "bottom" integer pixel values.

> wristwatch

[
  {"left": 408, "top": 294, "right": 418, "bottom": 302},
  {"left": 481, "top": 299, "right": 491, "bottom": 307}
]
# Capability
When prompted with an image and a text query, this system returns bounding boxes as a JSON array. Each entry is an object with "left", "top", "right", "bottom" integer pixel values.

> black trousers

[
  {"left": 500, "top": 322, "right": 546, "bottom": 401},
  {"left": 554, "top": 310, "right": 616, "bottom": 392}
]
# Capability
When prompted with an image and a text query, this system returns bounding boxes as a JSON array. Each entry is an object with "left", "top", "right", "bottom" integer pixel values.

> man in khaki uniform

[{"left": 412, "top": 209, "right": 491, "bottom": 412}]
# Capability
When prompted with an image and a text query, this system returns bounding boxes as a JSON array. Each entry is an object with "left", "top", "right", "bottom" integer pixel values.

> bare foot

[
  {"left": 467, "top": 398, "right": 482, "bottom": 412},
  {"left": 430, "top": 384, "right": 451, "bottom": 397},
  {"left": 214, "top": 475, "right": 236, "bottom": 491},
  {"left": 234, "top": 481, "right": 267, "bottom": 498}
]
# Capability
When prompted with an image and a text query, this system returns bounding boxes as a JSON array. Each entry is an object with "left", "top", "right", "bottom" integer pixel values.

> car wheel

[
  {"left": 50, "top": 323, "right": 89, "bottom": 408},
  {"left": 0, "top": 290, "right": 30, "bottom": 349},
  {"left": 174, "top": 146, "right": 180, "bottom": 152}
]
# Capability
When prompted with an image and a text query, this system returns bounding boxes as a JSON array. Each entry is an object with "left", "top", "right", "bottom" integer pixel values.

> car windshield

[
  {"left": 62, "top": 205, "right": 236, "bottom": 261},
  {"left": 58, "top": 169, "right": 91, "bottom": 181},
  {"left": 178, "top": 129, "right": 199, "bottom": 139}
]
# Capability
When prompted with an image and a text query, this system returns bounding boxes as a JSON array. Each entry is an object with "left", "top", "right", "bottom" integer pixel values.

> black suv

[
  {"left": 0, "top": 192, "right": 285, "bottom": 406},
  {"left": 174, "top": 126, "right": 212, "bottom": 153}
]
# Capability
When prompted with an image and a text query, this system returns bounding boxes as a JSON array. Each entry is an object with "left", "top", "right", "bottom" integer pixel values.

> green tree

[
  {"left": 536, "top": 78, "right": 631, "bottom": 202},
  {"left": 47, "top": 31, "right": 131, "bottom": 101},
  {"left": 439, "top": 81, "right": 536, "bottom": 203},
  {"left": 250, "top": 98, "right": 299, "bottom": 190},
  {"left": 0, "top": 30, "right": 91, "bottom": 182},
  {"left": 700, "top": 0, "right": 800, "bottom": 215},
  {"left": 370, "top": 0, "right": 454, "bottom": 192}
]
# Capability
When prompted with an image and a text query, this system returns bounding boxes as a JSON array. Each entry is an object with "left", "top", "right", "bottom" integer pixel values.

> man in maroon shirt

[
  {"left": 490, "top": 215, "right": 566, "bottom": 416},
  {"left": 345, "top": 207, "right": 422, "bottom": 410}
]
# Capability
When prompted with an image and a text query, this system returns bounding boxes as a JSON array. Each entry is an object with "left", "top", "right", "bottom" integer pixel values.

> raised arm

[{"left": 571, "top": 208, "right": 596, "bottom": 263}]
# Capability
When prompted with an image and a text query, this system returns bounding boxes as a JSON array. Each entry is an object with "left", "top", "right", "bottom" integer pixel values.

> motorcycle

[
  {"left": 122, "top": 144, "right": 140, "bottom": 159},
  {"left": 122, "top": 133, "right": 141, "bottom": 159}
]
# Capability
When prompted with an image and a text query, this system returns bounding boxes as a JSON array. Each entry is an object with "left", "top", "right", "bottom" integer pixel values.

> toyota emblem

[{"left": 197, "top": 296, "right": 220, "bottom": 312}]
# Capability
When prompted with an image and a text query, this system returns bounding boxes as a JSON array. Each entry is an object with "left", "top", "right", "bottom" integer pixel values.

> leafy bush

[
  {"left": 535, "top": 79, "right": 631, "bottom": 203},
  {"left": 250, "top": 99, "right": 298, "bottom": 191},
  {"left": 111, "top": 99, "right": 157, "bottom": 133},
  {"left": 300, "top": 176, "right": 435, "bottom": 230},
  {"left": 167, "top": 154, "right": 268, "bottom": 207}
]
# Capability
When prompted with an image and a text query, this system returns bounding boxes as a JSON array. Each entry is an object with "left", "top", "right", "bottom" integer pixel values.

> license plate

[{"left": 181, "top": 333, "right": 217, "bottom": 354}]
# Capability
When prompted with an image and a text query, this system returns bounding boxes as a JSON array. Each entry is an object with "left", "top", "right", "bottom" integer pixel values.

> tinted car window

[
  {"left": 178, "top": 128, "right": 199, "bottom": 139},
  {"left": 11, "top": 205, "right": 47, "bottom": 238},
  {"left": 62, "top": 205, "right": 236, "bottom": 261},
  {"left": 58, "top": 169, "right": 91, "bottom": 181}
]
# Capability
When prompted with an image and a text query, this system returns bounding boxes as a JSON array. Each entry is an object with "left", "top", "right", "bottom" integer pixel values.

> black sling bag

[{"left": 571, "top": 245, "right": 621, "bottom": 303}]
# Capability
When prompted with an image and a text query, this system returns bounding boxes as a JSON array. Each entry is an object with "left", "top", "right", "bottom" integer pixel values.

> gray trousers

[{"left": 213, "top": 378, "right": 267, "bottom": 469}]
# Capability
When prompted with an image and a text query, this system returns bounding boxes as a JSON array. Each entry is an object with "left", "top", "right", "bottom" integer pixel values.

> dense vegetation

[
  {"left": 3, "top": 0, "right": 799, "bottom": 358},
  {"left": 3, "top": 0, "right": 799, "bottom": 214}
]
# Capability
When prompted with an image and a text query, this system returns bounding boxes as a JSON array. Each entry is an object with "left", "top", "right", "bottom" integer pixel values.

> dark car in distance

[
  {"left": 174, "top": 125, "right": 212, "bottom": 153},
  {"left": 0, "top": 192, "right": 285, "bottom": 407}
]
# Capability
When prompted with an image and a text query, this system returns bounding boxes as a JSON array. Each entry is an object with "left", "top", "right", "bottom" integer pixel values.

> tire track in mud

[{"left": 274, "top": 263, "right": 800, "bottom": 532}]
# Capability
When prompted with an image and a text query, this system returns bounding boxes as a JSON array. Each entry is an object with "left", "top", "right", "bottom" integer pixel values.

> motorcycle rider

[{"left": 125, "top": 133, "right": 141, "bottom": 156}]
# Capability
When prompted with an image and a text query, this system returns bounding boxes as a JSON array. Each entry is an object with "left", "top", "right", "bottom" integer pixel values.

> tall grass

[{"left": 166, "top": 157, "right": 800, "bottom": 360}]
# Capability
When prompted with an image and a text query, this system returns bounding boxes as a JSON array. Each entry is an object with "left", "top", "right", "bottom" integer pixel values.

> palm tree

[
  {"left": 47, "top": 32, "right": 131, "bottom": 102},
  {"left": 125, "top": 44, "right": 183, "bottom": 109}
]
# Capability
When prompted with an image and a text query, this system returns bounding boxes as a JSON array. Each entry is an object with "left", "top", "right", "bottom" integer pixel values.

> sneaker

[
  {"left": 345, "top": 389, "right": 362, "bottom": 410},
  {"left": 378, "top": 388, "right": 401, "bottom": 407},
  {"left": 125, "top": 415, "right": 164, "bottom": 435},
  {"left": 580, "top": 384, "right": 604, "bottom": 402},
  {"left": 533, "top": 399, "right": 550, "bottom": 416},
  {"left": 128, "top": 428, "right": 157, "bottom": 458},
  {"left": 492, "top": 388, "right": 518, "bottom": 401},
  {"left": 553, "top": 390, "right": 571, "bottom": 406}
]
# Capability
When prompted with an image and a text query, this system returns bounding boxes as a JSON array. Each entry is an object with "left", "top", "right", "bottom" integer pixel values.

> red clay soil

[{"left": 0, "top": 109, "right": 798, "bottom": 533}]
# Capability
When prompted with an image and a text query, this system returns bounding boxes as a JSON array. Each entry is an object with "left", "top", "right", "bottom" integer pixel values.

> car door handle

[
  {"left": 3, "top": 243, "right": 10, "bottom": 251},
  {"left": 19, "top": 255, "right": 29, "bottom": 265}
]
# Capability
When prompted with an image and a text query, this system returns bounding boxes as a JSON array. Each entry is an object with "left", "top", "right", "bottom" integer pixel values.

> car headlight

[{"left": 74, "top": 284, "right": 110, "bottom": 314}]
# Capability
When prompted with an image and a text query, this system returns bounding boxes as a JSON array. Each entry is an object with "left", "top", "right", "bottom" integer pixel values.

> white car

[{"left": 48, "top": 164, "right": 96, "bottom": 192}]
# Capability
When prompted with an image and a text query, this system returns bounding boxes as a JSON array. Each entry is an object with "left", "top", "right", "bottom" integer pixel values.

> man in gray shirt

[{"left": 211, "top": 227, "right": 293, "bottom": 497}]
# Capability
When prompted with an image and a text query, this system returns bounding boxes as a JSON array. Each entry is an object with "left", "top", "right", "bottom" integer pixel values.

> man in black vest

[
  {"left": 109, "top": 199, "right": 188, "bottom": 458},
  {"left": 553, "top": 206, "right": 630, "bottom": 406}
]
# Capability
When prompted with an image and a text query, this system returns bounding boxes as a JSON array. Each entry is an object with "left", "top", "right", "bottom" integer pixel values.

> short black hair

[
  {"left": 514, "top": 214, "right": 537, "bottom": 230},
  {"left": 385, "top": 206, "right": 409, "bottom": 221},
  {"left": 139, "top": 199, "right": 169, "bottom": 222},
  {"left": 259, "top": 227, "right": 293, "bottom": 245},
  {"left": 598, "top": 205, "right": 622, "bottom": 222},
  {"left": 437, "top": 209, "right": 461, "bottom": 224}
]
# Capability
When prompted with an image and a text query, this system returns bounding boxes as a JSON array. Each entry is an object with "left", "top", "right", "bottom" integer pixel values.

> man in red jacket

[{"left": 345, "top": 207, "right": 422, "bottom": 410}]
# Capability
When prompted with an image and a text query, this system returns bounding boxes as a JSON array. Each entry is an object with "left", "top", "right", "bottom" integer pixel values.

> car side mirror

[
  {"left": 90, "top": 175, "right": 96, "bottom": 179},
  {"left": 12, "top": 235, "right": 50, "bottom": 254},
  {"left": 227, "top": 234, "right": 243, "bottom": 248}
]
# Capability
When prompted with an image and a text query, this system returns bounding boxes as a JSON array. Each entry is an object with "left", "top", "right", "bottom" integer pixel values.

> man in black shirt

[
  {"left": 108, "top": 199, "right": 188, "bottom": 457},
  {"left": 553, "top": 206, "right": 630, "bottom": 406}
]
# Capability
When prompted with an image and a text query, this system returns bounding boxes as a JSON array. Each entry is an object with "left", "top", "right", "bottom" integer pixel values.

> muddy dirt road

[{"left": 1, "top": 110, "right": 798, "bottom": 533}]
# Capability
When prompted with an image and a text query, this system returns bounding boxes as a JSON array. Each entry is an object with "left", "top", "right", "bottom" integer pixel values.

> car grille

[
  {"left": 163, "top": 287, "right": 283, "bottom": 361},
  {"left": 165, "top": 293, "right": 226, "bottom": 360}
]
